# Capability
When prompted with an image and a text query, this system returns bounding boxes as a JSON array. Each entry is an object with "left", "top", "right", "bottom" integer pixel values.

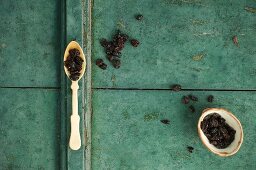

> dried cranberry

[
  {"left": 107, "top": 55, "right": 114, "bottom": 61},
  {"left": 232, "top": 36, "right": 238, "bottom": 47},
  {"left": 160, "top": 119, "right": 170, "bottom": 124},
  {"left": 111, "top": 58, "right": 121, "bottom": 69},
  {"left": 96, "top": 59, "right": 103, "bottom": 66},
  {"left": 207, "top": 95, "right": 214, "bottom": 102},
  {"left": 69, "top": 48, "right": 80, "bottom": 57},
  {"left": 99, "top": 63, "right": 107, "bottom": 70},
  {"left": 70, "top": 72, "right": 80, "bottom": 81},
  {"left": 182, "top": 96, "right": 190, "bottom": 104},
  {"left": 171, "top": 84, "right": 181, "bottom": 92},
  {"left": 189, "top": 95, "right": 198, "bottom": 101},
  {"left": 130, "top": 39, "right": 140, "bottom": 47},
  {"left": 100, "top": 38, "right": 109, "bottom": 48},
  {"left": 135, "top": 14, "right": 143, "bottom": 21},
  {"left": 189, "top": 105, "right": 195, "bottom": 113},
  {"left": 187, "top": 146, "right": 194, "bottom": 153},
  {"left": 96, "top": 59, "right": 107, "bottom": 70}
]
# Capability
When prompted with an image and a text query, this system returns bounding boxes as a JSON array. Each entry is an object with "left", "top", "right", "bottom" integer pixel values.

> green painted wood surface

[
  {"left": 1, "top": 0, "right": 256, "bottom": 169},
  {"left": 92, "top": 90, "right": 256, "bottom": 169},
  {"left": 0, "top": 0, "right": 61, "bottom": 87},
  {"left": 89, "top": 0, "right": 256, "bottom": 169},
  {"left": 92, "top": 0, "right": 256, "bottom": 89},
  {"left": 0, "top": 0, "right": 86, "bottom": 169},
  {"left": 65, "top": 0, "right": 86, "bottom": 169},
  {"left": 0, "top": 89, "right": 60, "bottom": 169}
]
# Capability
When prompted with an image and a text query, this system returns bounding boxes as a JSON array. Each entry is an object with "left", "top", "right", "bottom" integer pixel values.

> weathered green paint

[
  {"left": 0, "top": 0, "right": 61, "bottom": 87},
  {"left": 0, "top": 89, "right": 60, "bottom": 169},
  {"left": 0, "top": 0, "right": 86, "bottom": 169},
  {"left": 1, "top": 0, "right": 256, "bottom": 169},
  {"left": 92, "top": 0, "right": 256, "bottom": 89},
  {"left": 65, "top": 0, "right": 86, "bottom": 169},
  {"left": 92, "top": 90, "right": 256, "bottom": 169}
]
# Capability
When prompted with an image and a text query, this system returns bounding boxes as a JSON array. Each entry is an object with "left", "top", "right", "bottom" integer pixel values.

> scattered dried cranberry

[
  {"left": 189, "top": 105, "right": 195, "bottom": 113},
  {"left": 100, "top": 38, "right": 109, "bottom": 48},
  {"left": 187, "top": 146, "right": 194, "bottom": 153},
  {"left": 207, "top": 95, "right": 214, "bottom": 102},
  {"left": 130, "top": 39, "right": 140, "bottom": 47},
  {"left": 232, "top": 36, "right": 238, "bottom": 47},
  {"left": 96, "top": 59, "right": 107, "bottom": 70},
  {"left": 96, "top": 59, "right": 103, "bottom": 66},
  {"left": 111, "top": 58, "right": 121, "bottom": 69},
  {"left": 100, "top": 30, "right": 129, "bottom": 68},
  {"left": 182, "top": 96, "right": 190, "bottom": 104},
  {"left": 107, "top": 55, "right": 114, "bottom": 61},
  {"left": 189, "top": 95, "right": 198, "bottom": 101},
  {"left": 171, "top": 84, "right": 181, "bottom": 92},
  {"left": 160, "top": 119, "right": 170, "bottom": 124},
  {"left": 135, "top": 14, "right": 143, "bottom": 21}
]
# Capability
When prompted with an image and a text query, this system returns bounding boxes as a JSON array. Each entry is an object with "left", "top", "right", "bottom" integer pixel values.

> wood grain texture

[
  {"left": 92, "top": 90, "right": 256, "bottom": 169},
  {"left": 0, "top": 89, "right": 60, "bottom": 169},
  {"left": 0, "top": 0, "right": 61, "bottom": 87},
  {"left": 91, "top": 0, "right": 256, "bottom": 90}
]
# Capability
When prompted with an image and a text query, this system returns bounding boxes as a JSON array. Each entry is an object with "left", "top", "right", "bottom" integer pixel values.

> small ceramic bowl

[{"left": 198, "top": 108, "right": 243, "bottom": 157}]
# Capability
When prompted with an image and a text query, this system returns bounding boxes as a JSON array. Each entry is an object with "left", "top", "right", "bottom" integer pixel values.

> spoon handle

[{"left": 69, "top": 81, "right": 81, "bottom": 150}]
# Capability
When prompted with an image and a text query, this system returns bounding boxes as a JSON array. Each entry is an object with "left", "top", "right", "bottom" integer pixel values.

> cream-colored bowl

[{"left": 198, "top": 108, "right": 243, "bottom": 157}]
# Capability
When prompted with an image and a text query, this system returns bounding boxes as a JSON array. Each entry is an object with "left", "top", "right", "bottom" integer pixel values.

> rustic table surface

[{"left": 0, "top": 0, "right": 256, "bottom": 169}]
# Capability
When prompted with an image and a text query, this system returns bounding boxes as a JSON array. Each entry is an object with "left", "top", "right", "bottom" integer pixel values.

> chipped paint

[
  {"left": 245, "top": 6, "right": 256, "bottom": 13},
  {"left": 192, "top": 53, "right": 205, "bottom": 61}
]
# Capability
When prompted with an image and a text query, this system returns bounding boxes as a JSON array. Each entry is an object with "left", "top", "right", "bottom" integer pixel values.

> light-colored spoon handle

[{"left": 69, "top": 81, "right": 81, "bottom": 150}]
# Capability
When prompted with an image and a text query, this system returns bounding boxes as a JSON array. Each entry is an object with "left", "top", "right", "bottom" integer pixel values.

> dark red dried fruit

[
  {"left": 171, "top": 84, "right": 181, "bottom": 92},
  {"left": 96, "top": 59, "right": 107, "bottom": 70},
  {"left": 189, "top": 95, "right": 198, "bottom": 101},
  {"left": 200, "top": 113, "right": 236, "bottom": 149},
  {"left": 232, "top": 36, "right": 238, "bottom": 47},
  {"left": 130, "top": 39, "right": 140, "bottom": 47},
  {"left": 69, "top": 72, "right": 80, "bottom": 81},
  {"left": 107, "top": 55, "right": 114, "bottom": 61},
  {"left": 207, "top": 95, "right": 214, "bottom": 102},
  {"left": 100, "top": 38, "right": 109, "bottom": 48},
  {"left": 182, "top": 96, "right": 190, "bottom": 104},
  {"left": 69, "top": 48, "right": 80, "bottom": 57},
  {"left": 189, "top": 105, "right": 195, "bottom": 113},
  {"left": 96, "top": 59, "right": 103, "bottom": 66},
  {"left": 100, "top": 30, "right": 129, "bottom": 68},
  {"left": 187, "top": 146, "right": 194, "bottom": 153},
  {"left": 135, "top": 14, "right": 143, "bottom": 21},
  {"left": 160, "top": 119, "right": 170, "bottom": 124},
  {"left": 111, "top": 58, "right": 121, "bottom": 69},
  {"left": 64, "top": 48, "right": 84, "bottom": 81}
]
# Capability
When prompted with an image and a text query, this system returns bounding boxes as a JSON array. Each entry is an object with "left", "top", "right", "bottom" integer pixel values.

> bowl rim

[{"left": 197, "top": 108, "right": 243, "bottom": 157}]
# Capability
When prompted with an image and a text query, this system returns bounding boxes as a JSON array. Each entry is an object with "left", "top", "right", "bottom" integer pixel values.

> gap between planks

[
  {"left": 93, "top": 87, "right": 256, "bottom": 92},
  {"left": 0, "top": 86, "right": 60, "bottom": 90}
]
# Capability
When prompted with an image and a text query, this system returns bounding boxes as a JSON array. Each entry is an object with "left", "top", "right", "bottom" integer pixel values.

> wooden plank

[
  {"left": 91, "top": 0, "right": 256, "bottom": 89},
  {"left": 0, "top": 0, "right": 61, "bottom": 87},
  {"left": 0, "top": 89, "right": 60, "bottom": 169},
  {"left": 92, "top": 90, "right": 256, "bottom": 169},
  {"left": 64, "top": 0, "right": 86, "bottom": 169}
]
